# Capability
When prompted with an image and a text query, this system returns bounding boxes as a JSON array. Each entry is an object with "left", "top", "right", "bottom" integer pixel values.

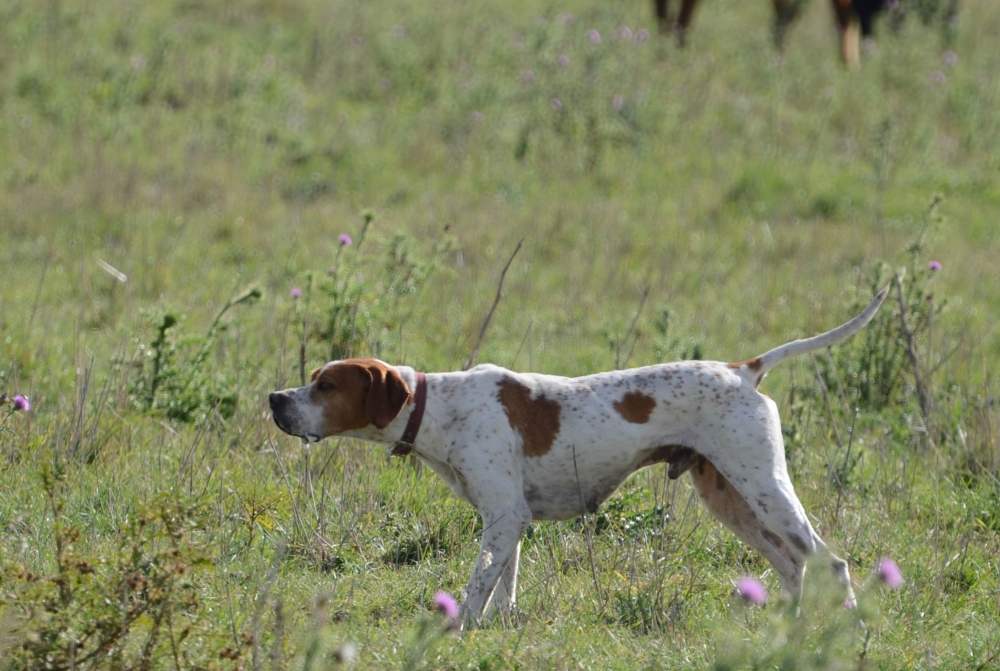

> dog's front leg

[
  {"left": 460, "top": 504, "right": 531, "bottom": 627},
  {"left": 487, "top": 539, "right": 521, "bottom": 620}
]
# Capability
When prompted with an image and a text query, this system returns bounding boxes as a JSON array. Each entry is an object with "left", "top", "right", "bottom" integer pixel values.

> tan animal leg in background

[{"left": 832, "top": 0, "right": 862, "bottom": 66}]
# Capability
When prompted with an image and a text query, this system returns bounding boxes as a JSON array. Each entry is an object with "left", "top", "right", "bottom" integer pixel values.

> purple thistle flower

[
  {"left": 635, "top": 29, "right": 650, "bottom": 44},
  {"left": 339, "top": 233, "right": 353, "bottom": 246},
  {"left": 930, "top": 70, "right": 946, "bottom": 85},
  {"left": 735, "top": 577, "right": 768, "bottom": 605},
  {"left": 521, "top": 69, "right": 536, "bottom": 85},
  {"left": 433, "top": 592, "right": 459, "bottom": 619},
  {"left": 586, "top": 29, "right": 602, "bottom": 45},
  {"left": 878, "top": 557, "right": 903, "bottom": 589},
  {"left": 470, "top": 111, "right": 484, "bottom": 123},
  {"left": 928, "top": 260, "right": 942, "bottom": 271},
  {"left": 612, "top": 94, "right": 624, "bottom": 111},
  {"left": 290, "top": 287, "right": 302, "bottom": 299},
  {"left": 13, "top": 395, "right": 30, "bottom": 412},
  {"left": 557, "top": 54, "right": 570, "bottom": 68},
  {"left": 549, "top": 98, "right": 563, "bottom": 111},
  {"left": 942, "top": 50, "right": 958, "bottom": 67},
  {"left": 618, "top": 26, "right": 633, "bottom": 40}
]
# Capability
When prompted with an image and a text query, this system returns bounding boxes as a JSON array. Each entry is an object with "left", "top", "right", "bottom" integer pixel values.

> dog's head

[{"left": 269, "top": 357, "right": 412, "bottom": 442}]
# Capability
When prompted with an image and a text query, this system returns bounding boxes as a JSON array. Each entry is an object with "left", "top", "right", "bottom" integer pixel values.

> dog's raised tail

[{"left": 732, "top": 286, "right": 889, "bottom": 388}]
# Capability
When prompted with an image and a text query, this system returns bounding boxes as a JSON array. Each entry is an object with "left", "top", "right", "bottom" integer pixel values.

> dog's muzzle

[{"left": 269, "top": 392, "right": 297, "bottom": 435}]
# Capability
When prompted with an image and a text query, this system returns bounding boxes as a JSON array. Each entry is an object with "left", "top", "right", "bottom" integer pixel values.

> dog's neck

[{"left": 391, "top": 371, "right": 426, "bottom": 456}]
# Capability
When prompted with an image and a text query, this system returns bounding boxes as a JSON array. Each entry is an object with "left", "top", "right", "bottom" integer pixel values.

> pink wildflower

[
  {"left": 586, "top": 29, "right": 602, "bottom": 45},
  {"left": 290, "top": 287, "right": 302, "bottom": 299},
  {"left": 549, "top": 98, "right": 562, "bottom": 111},
  {"left": 433, "top": 592, "right": 459, "bottom": 619},
  {"left": 878, "top": 558, "right": 903, "bottom": 589},
  {"left": 942, "top": 50, "right": 958, "bottom": 67},
  {"left": 928, "top": 260, "right": 942, "bottom": 271},
  {"left": 557, "top": 54, "right": 570, "bottom": 68},
  {"left": 635, "top": 28, "right": 650, "bottom": 43},
  {"left": 470, "top": 111, "right": 484, "bottom": 123},
  {"left": 339, "top": 233, "right": 353, "bottom": 246},
  {"left": 735, "top": 577, "right": 767, "bottom": 605},
  {"left": 13, "top": 395, "right": 30, "bottom": 412},
  {"left": 618, "top": 26, "right": 633, "bottom": 40},
  {"left": 612, "top": 94, "right": 624, "bottom": 111},
  {"left": 521, "top": 70, "right": 536, "bottom": 84},
  {"left": 930, "top": 70, "right": 946, "bottom": 85}
]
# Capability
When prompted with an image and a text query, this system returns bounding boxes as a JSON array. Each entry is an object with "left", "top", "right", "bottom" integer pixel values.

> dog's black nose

[{"left": 269, "top": 392, "right": 288, "bottom": 411}]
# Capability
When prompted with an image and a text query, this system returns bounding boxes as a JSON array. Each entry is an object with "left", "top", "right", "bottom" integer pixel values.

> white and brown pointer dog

[{"left": 270, "top": 288, "right": 888, "bottom": 624}]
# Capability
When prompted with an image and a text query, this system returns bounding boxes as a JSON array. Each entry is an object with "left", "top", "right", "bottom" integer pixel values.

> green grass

[{"left": 2, "top": 0, "right": 999, "bottom": 667}]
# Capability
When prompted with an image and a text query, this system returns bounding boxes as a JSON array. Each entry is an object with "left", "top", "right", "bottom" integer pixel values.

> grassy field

[{"left": 2, "top": 0, "right": 1000, "bottom": 667}]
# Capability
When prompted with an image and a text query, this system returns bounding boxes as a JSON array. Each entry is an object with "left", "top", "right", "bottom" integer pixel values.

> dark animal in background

[{"left": 655, "top": 0, "right": 898, "bottom": 66}]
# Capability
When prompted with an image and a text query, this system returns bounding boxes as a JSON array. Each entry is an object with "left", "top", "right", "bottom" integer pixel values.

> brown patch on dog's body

[
  {"left": 497, "top": 378, "right": 561, "bottom": 458},
  {"left": 613, "top": 391, "right": 657, "bottom": 424}
]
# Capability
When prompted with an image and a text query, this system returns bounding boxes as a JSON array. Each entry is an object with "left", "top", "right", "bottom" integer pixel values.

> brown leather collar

[{"left": 391, "top": 372, "right": 426, "bottom": 457}]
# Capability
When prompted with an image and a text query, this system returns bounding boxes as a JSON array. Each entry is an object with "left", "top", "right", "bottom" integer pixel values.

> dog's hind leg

[
  {"left": 690, "top": 458, "right": 804, "bottom": 596},
  {"left": 727, "top": 468, "right": 857, "bottom": 606},
  {"left": 706, "top": 398, "right": 857, "bottom": 605}
]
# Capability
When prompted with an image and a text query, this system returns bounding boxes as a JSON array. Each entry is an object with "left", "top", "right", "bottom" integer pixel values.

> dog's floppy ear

[{"left": 358, "top": 360, "right": 411, "bottom": 429}]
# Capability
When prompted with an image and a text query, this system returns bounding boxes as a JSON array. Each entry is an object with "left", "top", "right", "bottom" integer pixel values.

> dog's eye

[{"left": 316, "top": 380, "right": 336, "bottom": 393}]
